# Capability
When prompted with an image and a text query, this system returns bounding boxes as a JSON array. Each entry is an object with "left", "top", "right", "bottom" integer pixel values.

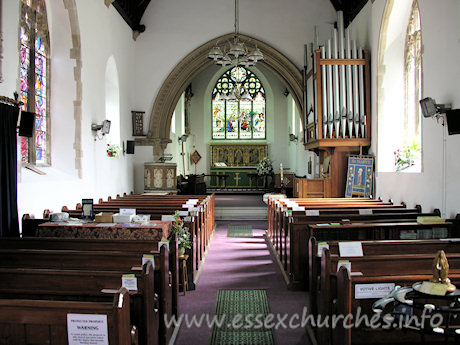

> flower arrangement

[
  {"left": 106, "top": 144, "right": 121, "bottom": 158},
  {"left": 394, "top": 140, "right": 420, "bottom": 171},
  {"left": 170, "top": 211, "right": 191, "bottom": 253},
  {"left": 257, "top": 157, "right": 274, "bottom": 176}
]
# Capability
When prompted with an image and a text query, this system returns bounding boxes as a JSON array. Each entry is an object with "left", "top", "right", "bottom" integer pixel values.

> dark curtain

[{"left": 0, "top": 103, "right": 20, "bottom": 237}]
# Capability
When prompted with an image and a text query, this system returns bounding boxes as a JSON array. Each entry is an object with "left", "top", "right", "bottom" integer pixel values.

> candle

[{"left": 280, "top": 163, "right": 284, "bottom": 183}]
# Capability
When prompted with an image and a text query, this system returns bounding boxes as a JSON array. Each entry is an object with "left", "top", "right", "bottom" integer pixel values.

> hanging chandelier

[{"left": 208, "top": 0, "right": 264, "bottom": 68}]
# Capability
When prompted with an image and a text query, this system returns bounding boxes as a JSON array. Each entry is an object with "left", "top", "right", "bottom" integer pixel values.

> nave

[{"left": 175, "top": 219, "right": 310, "bottom": 345}]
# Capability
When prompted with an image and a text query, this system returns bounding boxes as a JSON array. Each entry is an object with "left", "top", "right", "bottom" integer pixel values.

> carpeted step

[{"left": 215, "top": 207, "right": 267, "bottom": 221}]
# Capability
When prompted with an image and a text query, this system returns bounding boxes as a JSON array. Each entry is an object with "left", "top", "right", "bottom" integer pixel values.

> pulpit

[{"left": 144, "top": 162, "right": 177, "bottom": 193}]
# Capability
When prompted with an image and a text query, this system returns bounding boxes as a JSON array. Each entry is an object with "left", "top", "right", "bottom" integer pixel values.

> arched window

[
  {"left": 377, "top": 0, "right": 422, "bottom": 172},
  {"left": 19, "top": 0, "right": 50, "bottom": 165},
  {"left": 403, "top": 0, "right": 422, "bottom": 168},
  {"left": 212, "top": 66, "right": 266, "bottom": 140}
]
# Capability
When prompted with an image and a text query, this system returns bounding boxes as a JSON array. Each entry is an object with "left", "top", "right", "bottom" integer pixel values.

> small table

[{"left": 179, "top": 254, "right": 189, "bottom": 295}]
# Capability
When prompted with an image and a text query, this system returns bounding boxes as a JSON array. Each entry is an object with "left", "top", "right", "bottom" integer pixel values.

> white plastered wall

[{"left": 349, "top": 0, "right": 460, "bottom": 217}]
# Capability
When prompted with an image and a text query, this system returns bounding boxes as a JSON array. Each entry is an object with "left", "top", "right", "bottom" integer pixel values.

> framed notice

[
  {"left": 345, "top": 156, "right": 374, "bottom": 198},
  {"left": 132, "top": 111, "right": 145, "bottom": 136}
]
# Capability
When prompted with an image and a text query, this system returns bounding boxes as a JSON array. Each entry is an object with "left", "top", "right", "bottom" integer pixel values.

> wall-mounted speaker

[
  {"left": 18, "top": 111, "right": 35, "bottom": 137},
  {"left": 126, "top": 140, "right": 135, "bottom": 154},
  {"left": 446, "top": 109, "right": 460, "bottom": 135}
]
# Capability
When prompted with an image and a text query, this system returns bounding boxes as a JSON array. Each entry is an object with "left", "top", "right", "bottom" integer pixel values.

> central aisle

[{"left": 174, "top": 220, "right": 310, "bottom": 345}]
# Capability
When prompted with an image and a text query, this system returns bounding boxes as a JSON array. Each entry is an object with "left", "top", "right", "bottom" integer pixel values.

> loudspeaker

[
  {"left": 126, "top": 140, "right": 135, "bottom": 154},
  {"left": 18, "top": 111, "right": 35, "bottom": 137},
  {"left": 446, "top": 109, "right": 460, "bottom": 135}
]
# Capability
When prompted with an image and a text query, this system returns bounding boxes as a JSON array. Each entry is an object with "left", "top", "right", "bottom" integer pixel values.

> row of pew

[
  {"left": 24, "top": 193, "right": 215, "bottom": 292},
  {"left": 0, "top": 236, "right": 176, "bottom": 345},
  {"left": 266, "top": 196, "right": 460, "bottom": 344},
  {"left": 3, "top": 193, "right": 216, "bottom": 344}
]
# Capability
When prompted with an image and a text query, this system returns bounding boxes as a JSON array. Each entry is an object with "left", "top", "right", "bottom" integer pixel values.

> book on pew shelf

[
  {"left": 142, "top": 254, "right": 155, "bottom": 269},
  {"left": 315, "top": 223, "right": 331, "bottom": 226},
  {"left": 417, "top": 216, "right": 446, "bottom": 224},
  {"left": 341, "top": 219, "right": 351, "bottom": 224},
  {"left": 317, "top": 242, "right": 329, "bottom": 256},
  {"left": 339, "top": 241, "right": 364, "bottom": 257},
  {"left": 337, "top": 260, "right": 351, "bottom": 272},
  {"left": 122, "top": 274, "right": 138, "bottom": 292}
]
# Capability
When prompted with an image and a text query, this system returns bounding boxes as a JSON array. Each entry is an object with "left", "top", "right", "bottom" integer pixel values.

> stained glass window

[
  {"left": 20, "top": 0, "right": 50, "bottom": 165},
  {"left": 212, "top": 67, "right": 265, "bottom": 140}
]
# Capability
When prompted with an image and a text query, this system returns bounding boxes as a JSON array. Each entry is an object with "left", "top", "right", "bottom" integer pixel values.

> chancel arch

[{"left": 144, "top": 33, "right": 303, "bottom": 160}]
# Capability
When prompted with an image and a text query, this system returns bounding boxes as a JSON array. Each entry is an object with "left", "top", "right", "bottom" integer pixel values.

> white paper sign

[
  {"left": 67, "top": 314, "right": 108, "bottom": 345},
  {"left": 317, "top": 242, "right": 329, "bottom": 257},
  {"left": 121, "top": 274, "right": 138, "bottom": 292},
  {"left": 119, "top": 208, "right": 136, "bottom": 215},
  {"left": 292, "top": 206, "right": 305, "bottom": 211},
  {"left": 182, "top": 204, "right": 194, "bottom": 209},
  {"left": 358, "top": 208, "right": 373, "bottom": 215},
  {"left": 178, "top": 211, "right": 189, "bottom": 216},
  {"left": 339, "top": 242, "right": 364, "bottom": 257},
  {"left": 142, "top": 254, "right": 155, "bottom": 269},
  {"left": 161, "top": 215, "right": 175, "bottom": 221},
  {"left": 306, "top": 210, "right": 320, "bottom": 216},
  {"left": 184, "top": 216, "right": 193, "bottom": 222},
  {"left": 355, "top": 283, "right": 395, "bottom": 299},
  {"left": 337, "top": 260, "right": 351, "bottom": 272},
  {"left": 186, "top": 199, "right": 199, "bottom": 205}
]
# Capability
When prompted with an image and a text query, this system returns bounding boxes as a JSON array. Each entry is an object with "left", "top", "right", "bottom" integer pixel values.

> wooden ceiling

[
  {"left": 110, "top": 0, "right": 368, "bottom": 34},
  {"left": 329, "top": 0, "right": 370, "bottom": 27}
]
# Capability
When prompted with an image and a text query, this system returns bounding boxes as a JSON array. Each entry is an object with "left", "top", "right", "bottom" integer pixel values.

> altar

[{"left": 209, "top": 143, "right": 268, "bottom": 189}]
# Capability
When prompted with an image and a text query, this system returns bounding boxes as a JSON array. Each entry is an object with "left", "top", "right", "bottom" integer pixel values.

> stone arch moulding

[{"left": 144, "top": 33, "right": 303, "bottom": 160}]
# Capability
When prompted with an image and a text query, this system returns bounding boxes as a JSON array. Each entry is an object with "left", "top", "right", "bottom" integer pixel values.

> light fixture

[
  {"left": 91, "top": 120, "right": 111, "bottom": 135},
  {"left": 208, "top": 0, "right": 264, "bottom": 68},
  {"left": 420, "top": 97, "right": 451, "bottom": 118},
  {"left": 178, "top": 134, "right": 189, "bottom": 142},
  {"left": 289, "top": 133, "right": 298, "bottom": 142},
  {"left": 222, "top": 83, "right": 253, "bottom": 102}
]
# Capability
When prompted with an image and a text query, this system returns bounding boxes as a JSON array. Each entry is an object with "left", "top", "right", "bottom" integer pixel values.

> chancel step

[{"left": 215, "top": 206, "right": 267, "bottom": 221}]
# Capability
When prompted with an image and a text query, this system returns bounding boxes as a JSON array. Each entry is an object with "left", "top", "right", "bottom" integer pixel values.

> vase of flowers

[
  {"left": 394, "top": 141, "right": 420, "bottom": 171},
  {"left": 170, "top": 211, "right": 191, "bottom": 256},
  {"left": 106, "top": 144, "right": 121, "bottom": 158},
  {"left": 257, "top": 157, "right": 273, "bottom": 176}
]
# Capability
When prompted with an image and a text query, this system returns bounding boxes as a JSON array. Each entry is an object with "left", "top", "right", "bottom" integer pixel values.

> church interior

[{"left": 1, "top": 0, "right": 460, "bottom": 344}]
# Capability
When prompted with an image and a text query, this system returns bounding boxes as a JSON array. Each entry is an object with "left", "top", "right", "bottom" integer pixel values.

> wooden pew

[
  {"left": 0, "top": 246, "right": 173, "bottom": 345},
  {"left": 308, "top": 237, "right": 460, "bottom": 317},
  {"left": 287, "top": 219, "right": 454, "bottom": 290},
  {"left": 318, "top": 248, "right": 460, "bottom": 345},
  {"left": 0, "top": 262, "right": 157, "bottom": 345},
  {"left": 0, "top": 287, "right": 135, "bottom": 345}
]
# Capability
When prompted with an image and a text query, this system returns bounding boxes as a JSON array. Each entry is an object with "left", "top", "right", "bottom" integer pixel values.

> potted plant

[
  {"left": 170, "top": 211, "right": 191, "bottom": 256},
  {"left": 106, "top": 143, "right": 121, "bottom": 158}
]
